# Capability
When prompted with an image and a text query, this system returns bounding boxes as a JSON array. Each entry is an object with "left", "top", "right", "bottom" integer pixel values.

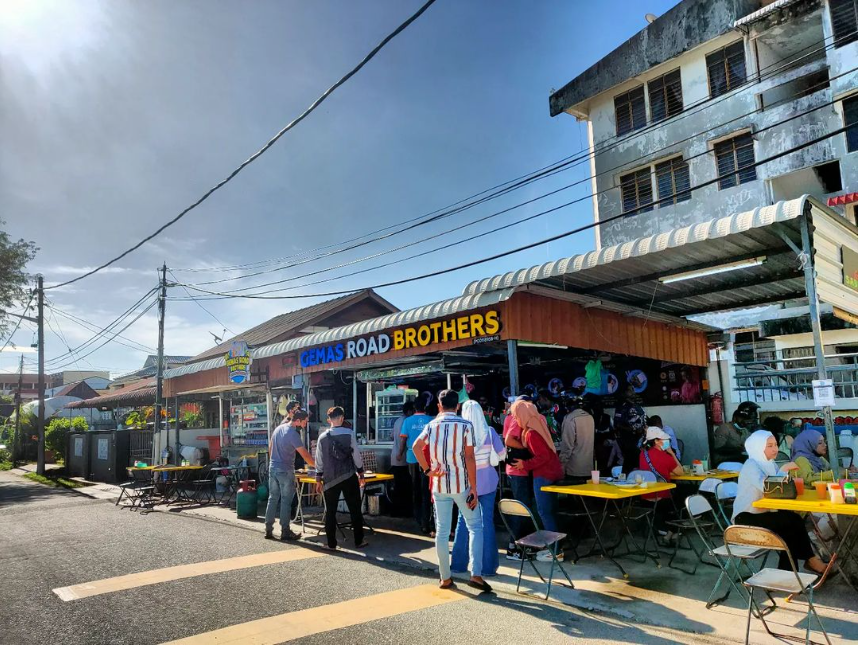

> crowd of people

[{"left": 262, "top": 386, "right": 855, "bottom": 589}]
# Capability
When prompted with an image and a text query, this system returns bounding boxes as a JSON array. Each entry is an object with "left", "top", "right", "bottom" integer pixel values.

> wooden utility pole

[{"left": 36, "top": 276, "right": 46, "bottom": 476}]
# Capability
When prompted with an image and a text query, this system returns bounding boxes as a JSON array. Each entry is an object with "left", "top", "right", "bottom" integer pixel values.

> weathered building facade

[{"left": 550, "top": 0, "right": 858, "bottom": 248}]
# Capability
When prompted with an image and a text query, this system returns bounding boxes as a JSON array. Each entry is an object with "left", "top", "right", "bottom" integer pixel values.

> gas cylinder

[{"left": 236, "top": 480, "right": 258, "bottom": 519}]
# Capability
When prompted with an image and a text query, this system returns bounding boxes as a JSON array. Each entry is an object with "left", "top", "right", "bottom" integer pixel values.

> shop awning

[
  {"left": 175, "top": 383, "right": 267, "bottom": 397},
  {"left": 463, "top": 196, "right": 858, "bottom": 322},
  {"left": 65, "top": 378, "right": 156, "bottom": 410}
]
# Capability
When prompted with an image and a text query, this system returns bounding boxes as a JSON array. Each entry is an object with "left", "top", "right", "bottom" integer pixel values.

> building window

[
  {"left": 714, "top": 133, "right": 757, "bottom": 189},
  {"left": 620, "top": 168, "right": 654, "bottom": 215},
  {"left": 648, "top": 69, "right": 683, "bottom": 122},
  {"left": 655, "top": 157, "right": 692, "bottom": 205},
  {"left": 614, "top": 86, "right": 646, "bottom": 136},
  {"left": 831, "top": 0, "right": 858, "bottom": 48},
  {"left": 706, "top": 41, "right": 747, "bottom": 98},
  {"left": 845, "top": 95, "right": 858, "bottom": 153}
]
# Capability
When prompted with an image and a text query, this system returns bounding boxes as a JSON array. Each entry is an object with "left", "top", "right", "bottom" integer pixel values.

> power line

[
  {"left": 46, "top": 302, "right": 157, "bottom": 354},
  {"left": 174, "top": 63, "right": 855, "bottom": 297},
  {"left": 0, "top": 291, "right": 36, "bottom": 354},
  {"left": 167, "top": 269, "right": 235, "bottom": 335},
  {"left": 171, "top": 28, "right": 851, "bottom": 280},
  {"left": 46, "top": 0, "right": 439, "bottom": 291},
  {"left": 171, "top": 122, "right": 853, "bottom": 301}
]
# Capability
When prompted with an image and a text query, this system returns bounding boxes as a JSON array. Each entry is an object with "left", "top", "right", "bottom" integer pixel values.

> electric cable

[
  {"left": 166, "top": 269, "right": 235, "bottom": 335},
  {"left": 45, "top": 0, "right": 439, "bottom": 290},
  {"left": 0, "top": 291, "right": 36, "bottom": 355},
  {"left": 47, "top": 302, "right": 157, "bottom": 354},
  {"left": 171, "top": 122, "right": 853, "bottom": 301}
]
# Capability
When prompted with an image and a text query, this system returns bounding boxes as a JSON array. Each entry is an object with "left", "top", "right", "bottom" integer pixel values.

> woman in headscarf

[
  {"left": 509, "top": 399, "right": 565, "bottom": 562},
  {"left": 451, "top": 400, "right": 506, "bottom": 577},
  {"left": 733, "top": 430, "right": 827, "bottom": 573},
  {"left": 790, "top": 428, "right": 836, "bottom": 484}
]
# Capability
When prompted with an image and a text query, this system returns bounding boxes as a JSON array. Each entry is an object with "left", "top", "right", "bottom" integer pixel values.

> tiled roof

[{"left": 187, "top": 289, "right": 397, "bottom": 363}]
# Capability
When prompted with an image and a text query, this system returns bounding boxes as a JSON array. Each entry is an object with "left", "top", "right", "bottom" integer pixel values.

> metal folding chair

[
  {"left": 714, "top": 481, "right": 738, "bottom": 531},
  {"left": 498, "top": 498, "right": 574, "bottom": 600},
  {"left": 724, "top": 525, "right": 831, "bottom": 645},
  {"left": 684, "top": 495, "right": 773, "bottom": 612},
  {"left": 117, "top": 468, "right": 155, "bottom": 510}
]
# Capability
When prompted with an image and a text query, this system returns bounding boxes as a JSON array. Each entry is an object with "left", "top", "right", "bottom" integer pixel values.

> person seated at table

[
  {"left": 315, "top": 406, "right": 367, "bottom": 551},
  {"left": 647, "top": 415, "right": 681, "bottom": 462},
  {"left": 451, "top": 399, "right": 506, "bottom": 577},
  {"left": 639, "top": 426, "right": 684, "bottom": 542},
  {"left": 558, "top": 396, "right": 594, "bottom": 482},
  {"left": 509, "top": 399, "right": 565, "bottom": 562},
  {"left": 265, "top": 409, "right": 315, "bottom": 541},
  {"left": 791, "top": 428, "right": 857, "bottom": 482},
  {"left": 713, "top": 409, "right": 751, "bottom": 466},
  {"left": 733, "top": 430, "right": 827, "bottom": 574}
]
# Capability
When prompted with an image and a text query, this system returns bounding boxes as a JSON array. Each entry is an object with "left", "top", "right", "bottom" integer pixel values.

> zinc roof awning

[
  {"left": 463, "top": 196, "right": 858, "bottom": 323},
  {"left": 175, "top": 383, "right": 266, "bottom": 397}
]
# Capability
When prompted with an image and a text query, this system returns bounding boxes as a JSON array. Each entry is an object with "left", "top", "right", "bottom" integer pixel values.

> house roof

[
  {"left": 66, "top": 378, "right": 156, "bottom": 409},
  {"left": 187, "top": 289, "right": 399, "bottom": 363}
]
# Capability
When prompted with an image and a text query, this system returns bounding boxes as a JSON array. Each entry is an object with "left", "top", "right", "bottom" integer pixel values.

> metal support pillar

[
  {"left": 799, "top": 213, "right": 840, "bottom": 478},
  {"left": 218, "top": 396, "right": 224, "bottom": 455},
  {"left": 352, "top": 373, "right": 358, "bottom": 430},
  {"left": 507, "top": 339, "right": 520, "bottom": 397}
]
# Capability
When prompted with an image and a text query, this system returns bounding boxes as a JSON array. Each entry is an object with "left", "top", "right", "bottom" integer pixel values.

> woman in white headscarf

[
  {"left": 451, "top": 400, "right": 506, "bottom": 576},
  {"left": 733, "top": 430, "right": 827, "bottom": 573}
]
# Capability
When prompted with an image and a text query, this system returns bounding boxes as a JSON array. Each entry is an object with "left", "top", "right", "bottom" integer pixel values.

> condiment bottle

[
  {"left": 844, "top": 482, "right": 857, "bottom": 505},
  {"left": 829, "top": 483, "right": 845, "bottom": 504}
]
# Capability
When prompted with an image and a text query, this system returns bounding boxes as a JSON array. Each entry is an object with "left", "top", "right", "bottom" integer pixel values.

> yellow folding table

[
  {"left": 542, "top": 482, "right": 676, "bottom": 578},
  {"left": 294, "top": 472, "right": 393, "bottom": 536},
  {"left": 672, "top": 470, "right": 739, "bottom": 483},
  {"left": 753, "top": 490, "right": 858, "bottom": 593}
]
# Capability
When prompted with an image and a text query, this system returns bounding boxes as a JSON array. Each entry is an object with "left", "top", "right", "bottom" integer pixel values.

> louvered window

[
  {"left": 620, "top": 169, "right": 654, "bottom": 215},
  {"left": 648, "top": 69, "right": 683, "bottom": 122},
  {"left": 615, "top": 86, "right": 646, "bottom": 136},
  {"left": 714, "top": 133, "right": 756, "bottom": 189},
  {"left": 845, "top": 95, "right": 858, "bottom": 153},
  {"left": 706, "top": 41, "right": 747, "bottom": 98},
  {"left": 831, "top": 0, "right": 858, "bottom": 48},
  {"left": 655, "top": 157, "right": 691, "bottom": 205}
]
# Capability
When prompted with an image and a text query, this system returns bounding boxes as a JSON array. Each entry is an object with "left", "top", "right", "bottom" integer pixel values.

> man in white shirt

[
  {"left": 559, "top": 397, "right": 595, "bottom": 480},
  {"left": 412, "top": 389, "right": 490, "bottom": 593}
]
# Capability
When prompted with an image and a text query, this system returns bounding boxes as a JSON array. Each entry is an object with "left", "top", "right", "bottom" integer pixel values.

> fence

[{"left": 129, "top": 429, "right": 154, "bottom": 465}]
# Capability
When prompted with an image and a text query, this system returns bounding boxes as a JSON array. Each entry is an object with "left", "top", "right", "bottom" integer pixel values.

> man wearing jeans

[
  {"left": 265, "top": 409, "right": 315, "bottom": 541},
  {"left": 412, "top": 389, "right": 491, "bottom": 593}
]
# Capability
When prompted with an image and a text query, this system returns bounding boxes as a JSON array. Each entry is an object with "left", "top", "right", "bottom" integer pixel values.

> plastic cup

[
  {"left": 794, "top": 477, "right": 805, "bottom": 495},
  {"left": 814, "top": 481, "right": 828, "bottom": 500},
  {"left": 591, "top": 470, "right": 600, "bottom": 485}
]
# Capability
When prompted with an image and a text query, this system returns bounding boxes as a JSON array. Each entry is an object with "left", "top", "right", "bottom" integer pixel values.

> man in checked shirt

[{"left": 412, "top": 389, "right": 491, "bottom": 593}]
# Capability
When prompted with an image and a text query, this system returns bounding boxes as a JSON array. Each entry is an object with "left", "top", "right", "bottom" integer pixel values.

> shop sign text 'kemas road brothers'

[{"left": 299, "top": 311, "right": 501, "bottom": 368}]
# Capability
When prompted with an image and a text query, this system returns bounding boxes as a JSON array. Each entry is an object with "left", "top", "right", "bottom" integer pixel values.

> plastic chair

[
  {"left": 497, "top": 498, "right": 574, "bottom": 600},
  {"left": 716, "top": 462, "right": 744, "bottom": 472},
  {"left": 684, "top": 495, "right": 773, "bottom": 613},
  {"left": 724, "top": 525, "right": 831, "bottom": 645}
]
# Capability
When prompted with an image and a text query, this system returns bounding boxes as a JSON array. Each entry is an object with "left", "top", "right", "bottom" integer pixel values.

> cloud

[{"left": 36, "top": 265, "right": 150, "bottom": 276}]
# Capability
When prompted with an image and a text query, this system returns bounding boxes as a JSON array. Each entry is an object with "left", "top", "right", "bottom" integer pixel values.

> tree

[
  {"left": 45, "top": 417, "right": 88, "bottom": 462},
  {"left": 0, "top": 220, "right": 38, "bottom": 338}
]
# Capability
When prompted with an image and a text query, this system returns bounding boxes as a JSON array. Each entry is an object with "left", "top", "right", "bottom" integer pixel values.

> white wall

[{"left": 647, "top": 404, "right": 710, "bottom": 463}]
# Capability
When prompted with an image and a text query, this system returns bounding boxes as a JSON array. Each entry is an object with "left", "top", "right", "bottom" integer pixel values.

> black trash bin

[
  {"left": 88, "top": 430, "right": 131, "bottom": 483},
  {"left": 67, "top": 432, "right": 91, "bottom": 478}
]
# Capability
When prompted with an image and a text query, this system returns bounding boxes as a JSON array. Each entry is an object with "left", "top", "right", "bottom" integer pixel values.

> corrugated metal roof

[
  {"left": 164, "top": 289, "right": 516, "bottom": 380},
  {"left": 66, "top": 378, "right": 156, "bottom": 409},
  {"left": 188, "top": 289, "right": 398, "bottom": 363},
  {"left": 733, "top": 0, "right": 809, "bottom": 28},
  {"left": 463, "top": 197, "right": 818, "bottom": 320}
]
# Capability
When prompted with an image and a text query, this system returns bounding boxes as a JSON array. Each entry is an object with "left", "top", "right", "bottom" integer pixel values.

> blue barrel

[{"left": 236, "top": 490, "right": 257, "bottom": 519}]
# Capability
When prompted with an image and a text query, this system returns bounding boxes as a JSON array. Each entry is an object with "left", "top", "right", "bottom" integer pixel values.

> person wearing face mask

[
  {"left": 733, "top": 430, "right": 827, "bottom": 574},
  {"left": 713, "top": 409, "right": 751, "bottom": 465},
  {"left": 639, "top": 426, "right": 684, "bottom": 542}
]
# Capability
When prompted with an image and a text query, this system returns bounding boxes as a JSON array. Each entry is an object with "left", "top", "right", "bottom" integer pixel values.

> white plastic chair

[
  {"left": 717, "top": 461, "right": 744, "bottom": 472},
  {"left": 627, "top": 469, "right": 657, "bottom": 483}
]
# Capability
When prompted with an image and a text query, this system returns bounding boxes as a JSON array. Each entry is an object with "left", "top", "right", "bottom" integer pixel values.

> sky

[{"left": 0, "top": 0, "right": 680, "bottom": 377}]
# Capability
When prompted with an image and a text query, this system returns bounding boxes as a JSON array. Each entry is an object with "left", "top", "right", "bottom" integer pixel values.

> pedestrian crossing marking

[
  {"left": 53, "top": 548, "right": 324, "bottom": 601},
  {"left": 160, "top": 583, "right": 465, "bottom": 644}
]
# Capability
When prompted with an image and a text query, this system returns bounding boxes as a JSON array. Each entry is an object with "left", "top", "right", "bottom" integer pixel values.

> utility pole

[
  {"left": 12, "top": 354, "right": 23, "bottom": 467},
  {"left": 36, "top": 276, "right": 46, "bottom": 476},
  {"left": 154, "top": 264, "right": 167, "bottom": 462}
]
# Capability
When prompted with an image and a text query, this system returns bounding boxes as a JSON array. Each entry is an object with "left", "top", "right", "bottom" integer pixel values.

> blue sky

[{"left": 0, "top": 0, "right": 679, "bottom": 375}]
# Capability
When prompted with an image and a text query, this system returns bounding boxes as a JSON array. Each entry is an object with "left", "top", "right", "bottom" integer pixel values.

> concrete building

[
  {"left": 0, "top": 373, "right": 38, "bottom": 402},
  {"left": 550, "top": 0, "right": 858, "bottom": 249},
  {"left": 48, "top": 370, "right": 110, "bottom": 389},
  {"left": 549, "top": 0, "right": 858, "bottom": 424}
]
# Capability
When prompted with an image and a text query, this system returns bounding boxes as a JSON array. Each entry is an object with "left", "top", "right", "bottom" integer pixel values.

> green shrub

[
  {"left": 0, "top": 447, "right": 11, "bottom": 465},
  {"left": 45, "top": 417, "right": 88, "bottom": 462}
]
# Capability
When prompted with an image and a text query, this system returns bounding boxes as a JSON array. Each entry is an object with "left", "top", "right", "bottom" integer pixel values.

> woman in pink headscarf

[{"left": 509, "top": 399, "right": 564, "bottom": 561}]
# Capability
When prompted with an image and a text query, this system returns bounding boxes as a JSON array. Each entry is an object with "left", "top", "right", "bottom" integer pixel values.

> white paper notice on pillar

[{"left": 812, "top": 379, "right": 835, "bottom": 407}]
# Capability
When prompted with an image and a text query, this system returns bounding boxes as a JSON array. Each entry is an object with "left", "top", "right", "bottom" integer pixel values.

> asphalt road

[{"left": 0, "top": 471, "right": 731, "bottom": 645}]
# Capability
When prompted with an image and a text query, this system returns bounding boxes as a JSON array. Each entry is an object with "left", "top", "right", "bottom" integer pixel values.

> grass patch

[
  {"left": 0, "top": 462, "right": 13, "bottom": 471},
  {"left": 23, "top": 472, "right": 89, "bottom": 489}
]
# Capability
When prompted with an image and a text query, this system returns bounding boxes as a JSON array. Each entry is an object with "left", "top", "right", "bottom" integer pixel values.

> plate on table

[{"left": 611, "top": 481, "right": 639, "bottom": 488}]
